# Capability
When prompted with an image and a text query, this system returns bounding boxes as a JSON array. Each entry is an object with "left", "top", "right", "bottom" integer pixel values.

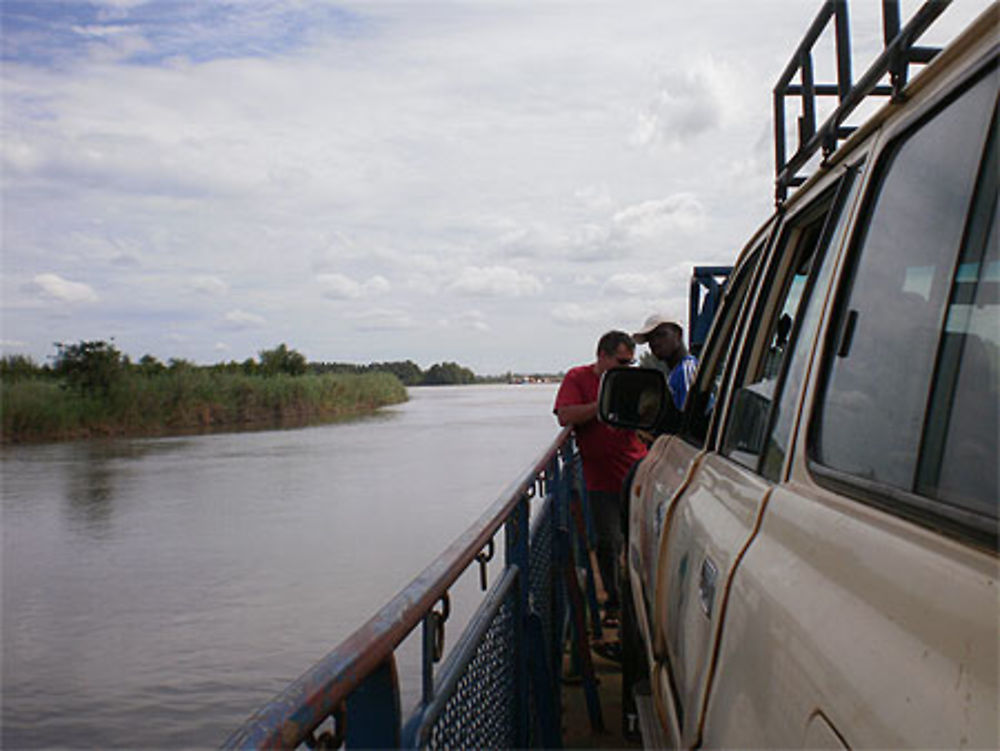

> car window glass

[
  {"left": 682, "top": 245, "right": 763, "bottom": 448},
  {"left": 722, "top": 196, "right": 835, "bottom": 472},
  {"left": 814, "top": 69, "right": 996, "bottom": 525},
  {"left": 917, "top": 128, "right": 998, "bottom": 517},
  {"left": 761, "top": 170, "right": 860, "bottom": 480}
]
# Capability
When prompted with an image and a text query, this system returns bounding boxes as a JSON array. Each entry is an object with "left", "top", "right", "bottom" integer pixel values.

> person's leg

[{"left": 588, "top": 490, "right": 622, "bottom": 618}]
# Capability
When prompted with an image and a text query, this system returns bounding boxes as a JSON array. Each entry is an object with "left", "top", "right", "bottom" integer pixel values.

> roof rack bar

[
  {"left": 835, "top": 0, "right": 853, "bottom": 101},
  {"left": 801, "top": 48, "right": 817, "bottom": 143},
  {"left": 774, "top": 1, "right": 851, "bottom": 203},
  {"left": 786, "top": 83, "right": 895, "bottom": 97},
  {"left": 775, "top": 3, "right": 839, "bottom": 94},
  {"left": 774, "top": 0, "right": 951, "bottom": 204},
  {"left": 883, "top": 0, "right": 901, "bottom": 45}
]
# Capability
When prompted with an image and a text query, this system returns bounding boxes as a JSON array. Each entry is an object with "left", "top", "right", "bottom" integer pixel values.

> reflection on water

[
  {"left": 65, "top": 444, "right": 126, "bottom": 535},
  {"left": 1, "top": 384, "right": 559, "bottom": 749},
  {"left": 68, "top": 455, "right": 115, "bottom": 531}
]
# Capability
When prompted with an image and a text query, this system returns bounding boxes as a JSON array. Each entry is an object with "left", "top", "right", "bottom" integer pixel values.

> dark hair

[{"left": 596, "top": 330, "right": 635, "bottom": 356}]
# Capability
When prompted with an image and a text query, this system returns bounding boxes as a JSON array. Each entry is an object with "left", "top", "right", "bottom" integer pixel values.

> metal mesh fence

[
  {"left": 528, "top": 495, "right": 556, "bottom": 669},
  {"left": 424, "top": 592, "right": 517, "bottom": 750}
]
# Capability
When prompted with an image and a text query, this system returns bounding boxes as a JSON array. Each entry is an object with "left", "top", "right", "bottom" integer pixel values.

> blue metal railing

[{"left": 222, "top": 426, "right": 601, "bottom": 749}]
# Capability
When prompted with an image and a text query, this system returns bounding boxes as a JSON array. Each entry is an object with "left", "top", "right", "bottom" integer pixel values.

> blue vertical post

[
  {"left": 344, "top": 657, "right": 401, "bottom": 748},
  {"left": 558, "top": 441, "right": 604, "bottom": 732},
  {"left": 571, "top": 458, "right": 603, "bottom": 640},
  {"left": 555, "top": 444, "right": 573, "bottom": 676},
  {"left": 505, "top": 492, "right": 531, "bottom": 748},
  {"left": 549, "top": 450, "right": 569, "bottom": 715},
  {"left": 548, "top": 454, "right": 565, "bottom": 696}
]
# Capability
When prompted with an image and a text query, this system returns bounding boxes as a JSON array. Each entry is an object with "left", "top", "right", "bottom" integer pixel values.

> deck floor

[{"left": 559, "top": 622, "right": 641, "bottom": 750}]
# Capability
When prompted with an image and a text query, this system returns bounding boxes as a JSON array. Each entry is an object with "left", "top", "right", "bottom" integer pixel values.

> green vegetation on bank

[
  {"left": 310, "top": 359, "right": 477, "bottom": 386},
  {"left": 1, "top": 342, "right": 410, "bottom": 444}
]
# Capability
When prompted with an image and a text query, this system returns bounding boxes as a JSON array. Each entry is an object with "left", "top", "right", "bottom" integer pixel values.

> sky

[{"left": 1, "top": 0, "right": 993, "bottom": 375}]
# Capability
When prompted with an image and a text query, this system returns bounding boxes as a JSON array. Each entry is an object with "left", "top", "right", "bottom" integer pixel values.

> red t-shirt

[{"left": 553, "top": 364, "right": 647, "bottom": 492}]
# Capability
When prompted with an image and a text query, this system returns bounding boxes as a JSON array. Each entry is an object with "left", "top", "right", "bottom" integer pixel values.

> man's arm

[{"left": 555, "top": 401, "right": 597, "bottom": 427}]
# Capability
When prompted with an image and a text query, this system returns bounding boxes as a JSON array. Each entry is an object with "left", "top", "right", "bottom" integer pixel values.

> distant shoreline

[{"left": 1, "top": 371, "right": 408, "bottom": 446}]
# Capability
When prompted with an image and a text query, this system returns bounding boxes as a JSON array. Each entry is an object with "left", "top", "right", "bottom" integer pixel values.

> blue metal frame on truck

[{"left": 222, "top": 426, "right": 603, "bottom": 749}]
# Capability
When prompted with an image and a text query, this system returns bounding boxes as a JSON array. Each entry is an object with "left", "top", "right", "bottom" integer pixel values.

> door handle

[{"left": 699, "top": 556, "right": 718, "bottom": 618}]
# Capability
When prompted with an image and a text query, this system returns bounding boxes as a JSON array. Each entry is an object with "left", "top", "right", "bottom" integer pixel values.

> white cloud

[
  {"left": 574, "top": 184, "right": 613, "bottom": 211},
  {"left": 630, "top": 56, "right": 736, "bottom": 150},
  {"left": 601, "top": 273, "right": 668, "bottom": 297},
  {"left": 348, "top": 308, "right": 414, "bottom": 331},
  {"left": 72, "top": 25, "right": 132, "bottom": 39},
  {"left": 318, "top": 273, "right": 392, "bottom": 300},
  {"left": 29, "top": 273, "right": 99, "bottom": 303},
  {"left": 567, "top": 224, "right": 615, "bottom": 261},
  {"left": 111, "top": 252, "right": 141, "bottom": 267},
  {"left": 191, "top": 275, "right": 229, "bottom": 296},
  {"left": 612, "top": 195, "right": 706, "bottom": 239},
  {"left": 403, "top": 273, "right": 441, "bottom": 296},
  {"left": 213, "top": 342, "right": 231, "bottom": 353},
  {"left": 318, "top": 274, "right": 364, "bottom": 300},
  {"left": 365, "top": 275, "right": 391, "bottom": 295},
  {"left": 453, "top": 310, "right": 490, "bottom": 332},
  {"left": 223, "top": 309, "right": 266, "bottom": 329},
  {"left": 551, "top": 303, "right": 607, "bottom": 326},
  {"left": 449, "top": 266, "right": 543, "bottom": 298}
]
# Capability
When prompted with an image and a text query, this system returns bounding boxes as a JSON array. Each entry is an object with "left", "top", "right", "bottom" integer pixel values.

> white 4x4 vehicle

[{"left": 600, "top": 2, "right": 998, "bottom": 748}]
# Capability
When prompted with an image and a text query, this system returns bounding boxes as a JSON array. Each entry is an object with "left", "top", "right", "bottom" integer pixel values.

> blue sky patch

[{"left": 2, "top": 1, "right": 368, "bottom": 68}]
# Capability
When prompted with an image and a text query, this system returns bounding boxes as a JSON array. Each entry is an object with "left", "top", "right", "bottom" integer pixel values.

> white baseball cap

[{"left": 633, "top": 313, "right": 680, "bottom": 343}]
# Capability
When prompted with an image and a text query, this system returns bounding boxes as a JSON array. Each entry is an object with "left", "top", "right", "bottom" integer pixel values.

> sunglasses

[{"left": 616, "top": 357, "right": 636, "bottom": 366}]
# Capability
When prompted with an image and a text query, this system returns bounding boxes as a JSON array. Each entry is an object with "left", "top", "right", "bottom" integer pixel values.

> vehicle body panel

[
  {"left": 703, "top": 480, "right": 999, "bottom": 749},
  {"left": 627, "top": 434, "right": 701, "bottom": 660},
  {"left": 652, "top": 453, "right": 770, "bottom": 747}
]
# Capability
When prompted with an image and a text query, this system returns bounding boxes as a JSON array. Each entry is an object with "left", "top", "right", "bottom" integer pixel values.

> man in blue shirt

[{"left": 633, "top": 314, "right": 698, "bottom": 411}]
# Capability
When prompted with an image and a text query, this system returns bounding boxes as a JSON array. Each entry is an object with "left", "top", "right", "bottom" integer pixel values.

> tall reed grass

[{"left": 1, "top": 371, "right": 407, "bottom": 443}]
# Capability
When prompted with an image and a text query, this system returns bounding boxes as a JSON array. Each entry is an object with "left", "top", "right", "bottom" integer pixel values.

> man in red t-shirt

[{"left": 553, "top": 330, "right": 647, "bottom": 627}]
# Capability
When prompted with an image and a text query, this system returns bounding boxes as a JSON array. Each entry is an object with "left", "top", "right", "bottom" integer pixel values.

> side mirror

[{"left": 598, "top": 367, "right": 668, "bottom": 431}]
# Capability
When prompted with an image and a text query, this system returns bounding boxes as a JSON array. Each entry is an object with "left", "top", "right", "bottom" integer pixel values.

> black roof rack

[{"left": 774, "top": 0, "right": 951, "bottom": 204}]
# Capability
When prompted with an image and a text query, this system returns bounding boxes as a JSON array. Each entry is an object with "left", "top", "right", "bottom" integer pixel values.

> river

[{"left": 1, "top": 383, "right": 560, "bottom": 749}]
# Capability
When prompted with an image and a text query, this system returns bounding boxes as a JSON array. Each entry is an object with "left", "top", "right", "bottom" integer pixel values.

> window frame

[
  {"left": 806, "top": 57, "right": 999, "bottom": 548},
  {"left": 720, "top": 177, "right": 850, "bottom": 475},
  {"left": 915, "top": 102, "right": 998, "bottom": 507},
  {"left": 677, "top": 220, "right": 776, "bottom": 451}
]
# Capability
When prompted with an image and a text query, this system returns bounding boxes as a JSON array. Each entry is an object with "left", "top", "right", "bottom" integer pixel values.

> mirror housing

[{"left": 599, "top": 367, "right": 669, "bottom": 431}]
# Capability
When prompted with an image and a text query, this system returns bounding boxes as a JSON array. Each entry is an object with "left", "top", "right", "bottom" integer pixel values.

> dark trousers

[{"left": 587, "top": 489, "right": 622, "bottom": 613}]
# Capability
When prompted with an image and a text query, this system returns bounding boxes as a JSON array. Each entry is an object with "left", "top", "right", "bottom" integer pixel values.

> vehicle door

[
  {"left": 625, "top": 234, "right": 768, "bottom": 661},
  {"left": 650, "top": 164, "right": 864, "bottom": 748},
  {"left": 701, "top": 55, "right": 999, "bottom": 749}
]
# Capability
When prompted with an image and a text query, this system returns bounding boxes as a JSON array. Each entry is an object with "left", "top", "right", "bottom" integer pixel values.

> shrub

[
  {"left": 0, "top": 354, "right": 42, "bottom": 383},
  {"left": 258, "top": 344, "right": 307, "bottom": 376},
  {"left": 53, "top": 340, "right": 126, "bottom": 397}
]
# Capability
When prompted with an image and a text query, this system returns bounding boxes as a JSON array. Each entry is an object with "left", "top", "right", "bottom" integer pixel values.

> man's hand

[{"left": 556, "top": 401, "right": 598, "bottom": 427}]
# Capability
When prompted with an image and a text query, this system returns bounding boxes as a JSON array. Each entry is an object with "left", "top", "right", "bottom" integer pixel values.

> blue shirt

[{"left": 667, "top": 355, "right": 698, "bottom": 411}]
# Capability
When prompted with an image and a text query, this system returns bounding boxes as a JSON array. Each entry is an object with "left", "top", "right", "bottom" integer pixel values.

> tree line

[
  {"left": 0, "top": 341, "right": 480, "bottom": 393},
  {"left": 1, "top": 340, "right": 415, "bottom": 443},
  {"left": 310, "top": 359, "right": 476, "bottom": 386}
]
